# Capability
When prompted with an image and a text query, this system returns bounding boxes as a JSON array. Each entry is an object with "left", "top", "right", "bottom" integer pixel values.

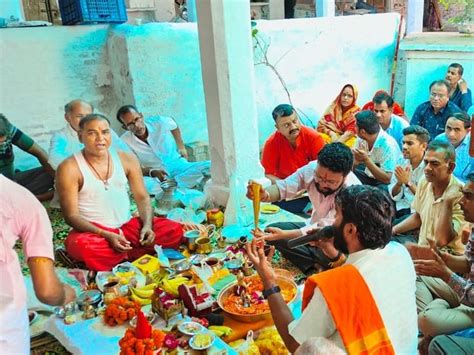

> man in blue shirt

[
  {"left": 445, "top": 63, "right": 472, "bottom": 112},
  {"left": 372, "top": 91, "right": 408, "bottom": 150},
  {"left": 435, "top": 112, "right": 473, "bottom": 183},
  {"left": 411, "top": 80, "right": 462, "bottom": 140}
]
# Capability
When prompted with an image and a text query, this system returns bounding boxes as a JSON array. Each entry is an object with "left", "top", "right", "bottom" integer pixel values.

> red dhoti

[{"left": 65, "top": 217, "right": 183, "bottom": 271}]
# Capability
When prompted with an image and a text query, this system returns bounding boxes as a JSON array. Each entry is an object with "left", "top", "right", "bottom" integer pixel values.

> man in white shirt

[
  {"left": 389, "top": 125, "right": 429, "bottom": 220},
  {"left": 247, "top": 143, "right": 360, "bottom": 273},
  {"left": 352, "top": 110, "right": 401, "bottom": 189},
  {"left": 49, "top": 100, "right": 130, "bottom": 170},
  {"left": 247, "top": 185, "right": 418, "bottom": 354},
  {"left": 435, "top": 112, "right": 473, "bottom": 183},
  {"left": 117, "top": 105, "right": 210, "bottom": 195},
  {"left": 372, "top": 91, "right": 409, "bottom": 150}
]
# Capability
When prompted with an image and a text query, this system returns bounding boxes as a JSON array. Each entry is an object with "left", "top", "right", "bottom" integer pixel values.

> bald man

[{"left": 49, "top": 99, "right": 130, "bottom": 170}]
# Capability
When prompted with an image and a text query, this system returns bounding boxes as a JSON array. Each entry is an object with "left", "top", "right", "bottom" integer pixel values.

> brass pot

[
  {"left": 195, "top": 236, "right": 212, "bottom": 254},
  {"left": 217, "top": 275, "right": 297, "bottom": 323}
]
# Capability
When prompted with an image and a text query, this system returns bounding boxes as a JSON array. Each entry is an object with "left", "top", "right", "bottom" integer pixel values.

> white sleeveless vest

[{"left": 74, "top": 150, "right": 131, "bottom": 228}]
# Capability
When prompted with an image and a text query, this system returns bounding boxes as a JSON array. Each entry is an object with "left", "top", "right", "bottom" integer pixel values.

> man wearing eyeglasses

[
  {"left": 410, "top": 80, "right": 461, "bottom": 140},
  {"left": 49, "top": 100, "right": 130, "bottom": 170},
  {"left": 247, "top": 143, "right": 360, "bottom": 274},
  {"left": 117, "top": 105, "right": 210, "bottom": 195}
]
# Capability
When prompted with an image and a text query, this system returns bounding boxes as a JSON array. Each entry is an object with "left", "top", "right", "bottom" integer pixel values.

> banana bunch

[
  {"left": 129, "top": 283, "right": 157, "bottom": 305},
  {"left": 160, "top": 276, "right": 190, "bottom": 297},
  {"left": 147, "top": 269, "right": 168, "bottom": 284},
  {"left": 208, "top": 325, "right": 233, "bottom": 338}
]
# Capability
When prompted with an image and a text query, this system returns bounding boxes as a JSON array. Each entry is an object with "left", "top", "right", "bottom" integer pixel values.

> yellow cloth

[{"left": 319, "top": 133, "right": 357, "bottom": 147}]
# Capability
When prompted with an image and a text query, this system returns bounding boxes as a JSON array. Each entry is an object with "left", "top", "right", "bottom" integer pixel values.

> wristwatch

[{"left": 262, "top": 285, "right": 281, "bottom": 299}]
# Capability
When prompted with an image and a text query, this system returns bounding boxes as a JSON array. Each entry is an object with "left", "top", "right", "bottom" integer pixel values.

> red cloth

[
  {"left": 261, "top": 126, "right": 325, "bottom": 179},
  {"left": 135, "top": 310, "right": 152, "bottom": 339},
  {"left": 65, "top": 216, "right": 183, "bottom": 271}
]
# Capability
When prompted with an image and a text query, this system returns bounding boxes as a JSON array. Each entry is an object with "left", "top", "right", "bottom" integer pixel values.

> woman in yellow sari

[{"left": 317, "top": 84, "right": 360, "bottom": 146}]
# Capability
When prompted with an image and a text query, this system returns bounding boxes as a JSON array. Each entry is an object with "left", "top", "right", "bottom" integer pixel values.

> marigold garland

[
  {"left": 119, "top": 328, "right": 165, "bottom": 355},
  {"left": 103, "top": 297, "right": 141, "bottom": 326}
]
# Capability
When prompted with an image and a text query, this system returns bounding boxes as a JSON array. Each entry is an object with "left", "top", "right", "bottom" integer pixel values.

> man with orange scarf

[
  {"left": 247, "top": 185, "right": 418, "bottom": 354},
  {"left": 317, "top": 84, "right": 360, "bottom": 146}
]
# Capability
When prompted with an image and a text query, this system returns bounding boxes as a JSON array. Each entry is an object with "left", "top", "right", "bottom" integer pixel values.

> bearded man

[{"left": 246, "top": 143, "right": 360, "bottom": 273}]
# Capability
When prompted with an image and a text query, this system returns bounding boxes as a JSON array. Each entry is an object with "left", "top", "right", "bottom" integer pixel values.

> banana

[
  {"left": 129, "top": 282, "right": 157, "bottom": 299},
  {"left": 131, "top": 287, "right": 154, "bottom": 299},
  {"left": 140, "top": 283, "right": 157, "bottom": 291},
  {"left": 210, "top": 329, "right": 224, "bottom": 337},
  {"left": 209, "top": 326, "right": 233, "bottom": 336},
  {"left": 130, "top": 292, "right": 151, "bottom": 305}
]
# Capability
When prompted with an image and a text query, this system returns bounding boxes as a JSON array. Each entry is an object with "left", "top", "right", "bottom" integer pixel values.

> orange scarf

[
  {"left": 318, "top": 84, "right": 360, "bottom": 135},
  {"left": 302, "top": 264, "right": 395, "bottom": 355}
]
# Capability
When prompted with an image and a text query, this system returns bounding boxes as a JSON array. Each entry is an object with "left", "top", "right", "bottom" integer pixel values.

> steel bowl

[{"left": 217, "top": 275, "right": 297, "bottom": 323}]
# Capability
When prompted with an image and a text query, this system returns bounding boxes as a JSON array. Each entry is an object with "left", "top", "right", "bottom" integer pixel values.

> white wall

[
  {"left": 0, "top": 13, "right": 401, "bottom": 170},
  {"left": 0, "top": 0, "right": 23, "bottom": 20}
]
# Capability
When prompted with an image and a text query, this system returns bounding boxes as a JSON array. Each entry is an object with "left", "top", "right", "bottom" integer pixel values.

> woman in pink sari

[{"left": 317, "top": 84, "right": 360, "bottom": 146}]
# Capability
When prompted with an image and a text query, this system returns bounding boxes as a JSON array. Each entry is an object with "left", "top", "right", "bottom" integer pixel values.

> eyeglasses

[{"left": 125, "top": 116, "right": 142, "bottom": 129}]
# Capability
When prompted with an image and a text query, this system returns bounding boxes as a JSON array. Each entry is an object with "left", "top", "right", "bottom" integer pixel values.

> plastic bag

[
  {"left": 191, "top": 264, "right": 216, "bottom": 295},
  {"left": 154, "top": 245, "right": 170, "bottom": 268},
  {"left": 175, "top": 188, "right": 207, "bottom": 210},
  {"left": 166, "top": 207, "right": 206, "bottom": 224},
  {"left": 229, "top": 330, "right": 260, "bottom": 355}
]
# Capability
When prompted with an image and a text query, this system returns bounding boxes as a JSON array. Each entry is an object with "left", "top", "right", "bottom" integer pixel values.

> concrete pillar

[
  {"left": 195, "top": 0, "right": 266, "bottom": 220},
  {"left": 186, "top": 0, "right": 197, "bottom": 22},
  {"left": 316, "top": 0, "right": 335, "bottom": 17},
  {"left": 406, "top": 0, "right": 423, "bottom": 34},
  {"left": 269, "top": 0, "right": 285, "bottom": 19}
]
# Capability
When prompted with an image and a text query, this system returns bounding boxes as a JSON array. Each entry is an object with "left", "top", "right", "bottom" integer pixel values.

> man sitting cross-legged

[
  {"left": 0, "top": 114, "right": 54, "bottom": 201},
  {"left": 388, "top": 125, "right": 429, "bottom": 221},
  {"left": 435, "top": 112, "right": 473, "bottom": 183},
  {"left": 247, "top": 185, "right": 418, "bottom": 354},
  {"left": 247, "top": 143, "right": 360, "bottom": 274},
  {"left": 445, "top": 62, "right": 472, "bottom": 112},
  {"left": 117, "top": 105, "right": 210, "bottom": 196},
  {"left": 407, "top": 173, "right": 474, "bottom": 353},
  {"left": 56, "top": 114, "right": 183, "bottom": 271},
  {"left": 410, "top": 80, "right": 461, "bottom": 140},
  {"left": 392, "top": 140, "right": 466, "bottom": 254},
  {"left": 371, "top": 91, "right": 408, "bottom": 150},
  {"left": 261, "top": 104, "right": 325, "bottom": 213},
  {"left": 352, "top": 110, "right": 401, "bottom": 189}
]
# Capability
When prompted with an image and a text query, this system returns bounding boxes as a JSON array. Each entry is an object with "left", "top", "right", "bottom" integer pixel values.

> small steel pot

[{"left": 77, "top": 290, "right": 102, "bottom": 311}]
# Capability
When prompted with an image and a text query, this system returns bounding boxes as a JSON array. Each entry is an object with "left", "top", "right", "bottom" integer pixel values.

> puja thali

[{"left": 217, "top": 274, "right": 297, "bottom": 323}]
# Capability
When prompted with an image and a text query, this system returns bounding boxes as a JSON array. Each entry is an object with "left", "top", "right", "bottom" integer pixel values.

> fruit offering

[
  {"left": 130, "top": 283, "right": 157, "bottom": 306},
  {"left": 190, "top": 333, "right": 215, "bottom": 350},
  {"left": 119, "top": 328, "right": 165, "bottom": 355},
  {"left": 103, "top": 297, "right": 141, "bottom": 326}
]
